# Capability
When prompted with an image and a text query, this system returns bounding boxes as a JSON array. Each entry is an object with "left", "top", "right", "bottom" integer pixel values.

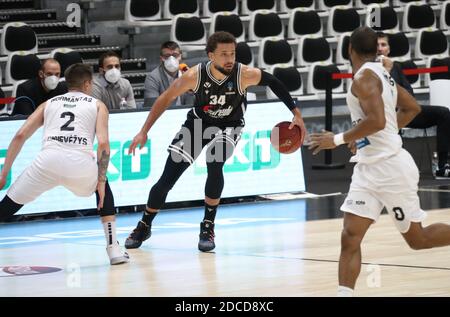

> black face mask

[{"left": 214, "top": 64, "right": 233, "bottom": 76}]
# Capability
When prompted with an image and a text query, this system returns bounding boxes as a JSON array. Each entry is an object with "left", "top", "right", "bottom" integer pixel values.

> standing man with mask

[
  {"left": 92, "top": 51, "right": 136, "bottom": 110},
  {"left": 13, "top": 59, "right": 68, "bottom": 116},
  {"left": 144, "top": 41, "right": 195, "bottom": 108}
]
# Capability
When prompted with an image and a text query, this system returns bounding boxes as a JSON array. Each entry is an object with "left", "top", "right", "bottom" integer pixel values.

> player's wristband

[{"left": 333, "top": 133, "right": 345, "bottom": 146}]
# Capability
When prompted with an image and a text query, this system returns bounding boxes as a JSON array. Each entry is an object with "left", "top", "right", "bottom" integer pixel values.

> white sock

[
  {"left": 102, "top": 221, "right": 117, "bottom": 247},
  {"left": 337, "top": 285, "right": 354, "bottom": 297}
]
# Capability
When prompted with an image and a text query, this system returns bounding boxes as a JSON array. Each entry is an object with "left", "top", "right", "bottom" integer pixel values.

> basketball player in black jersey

[{"left": 125, "top": 32, "right": 306, "bottom": 251}]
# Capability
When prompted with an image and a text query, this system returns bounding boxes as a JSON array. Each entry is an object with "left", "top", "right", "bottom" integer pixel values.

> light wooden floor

[{"left": 1, "top": 204, "right": 450, "bottom": 297}]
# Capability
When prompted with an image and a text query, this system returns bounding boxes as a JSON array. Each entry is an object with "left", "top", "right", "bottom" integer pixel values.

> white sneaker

[{"left": 106, "top": 242, "right": 130, "bottom": 265}]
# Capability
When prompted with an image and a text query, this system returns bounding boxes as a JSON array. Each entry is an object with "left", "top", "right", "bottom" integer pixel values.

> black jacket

[
  {"left": 390, "top": 62, "right": 415, "bottom": 97},
  {"left": 12, "top": 77, "right": 68, "bottom": 115}
]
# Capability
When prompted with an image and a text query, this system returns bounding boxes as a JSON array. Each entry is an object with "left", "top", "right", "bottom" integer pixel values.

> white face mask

[
  {"left": 44, "top": 75, "right": 59, "bottom": 91},
  {"left": 164, "top": 56, "right": 179, "bottom": 73},
  {"left": 104, "top": 68, "right": 121, "bottom": 84}
]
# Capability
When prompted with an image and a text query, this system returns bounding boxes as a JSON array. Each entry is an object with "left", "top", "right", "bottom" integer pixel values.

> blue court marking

[{"left": 0, "top": 199, "right": 307, "bottom": 248}]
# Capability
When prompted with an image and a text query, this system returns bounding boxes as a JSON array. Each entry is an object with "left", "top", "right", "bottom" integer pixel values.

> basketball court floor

[{"left": 1, "top": 185, "right": 450, "bottom": 297}]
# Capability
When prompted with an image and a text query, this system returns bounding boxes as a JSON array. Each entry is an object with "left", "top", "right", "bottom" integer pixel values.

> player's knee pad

[
  {"left": 147, "top": 156, "right": 191, "bottom": 209},
  {"left": 0, "top": 195, "right": 23, "bottom": 222},
  {"left": 147, "top": 181, "right": 170, "bottom": 210},
  {"left": 207, "top": 160, "right": 226, "bottom": 176},
  {"left": 150, "top": 169, "right": 182, "bottom": 201},
  {"left": 205, "top": 162, "right": 225, "bottom": 199},
  {"left": 205, "top": 184, "right": 223, "bottom": 200},
  {"left": 96, "top": 181, "right": 116, "bottom": 217}
]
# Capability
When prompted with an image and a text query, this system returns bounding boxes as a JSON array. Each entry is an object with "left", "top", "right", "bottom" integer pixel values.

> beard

[{"left": 214, "top": 64, "right": 233, "bottom": 76}]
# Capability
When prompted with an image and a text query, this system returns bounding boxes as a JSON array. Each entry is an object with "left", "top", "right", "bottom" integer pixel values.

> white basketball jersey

[
  {"left": 43, "top": 91, "right": 97, "bottom": 153},
  {"left": 347, "top": 62, "right": 401, "bottom": 164}
]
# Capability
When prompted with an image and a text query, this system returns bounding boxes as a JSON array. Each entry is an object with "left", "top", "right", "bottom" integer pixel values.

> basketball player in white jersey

[
  {"left": 0, "top": 63, "right": 129, "bottom": 265},
  {"left": 308, "top": 27, "right": 450, "bottom": 296}
]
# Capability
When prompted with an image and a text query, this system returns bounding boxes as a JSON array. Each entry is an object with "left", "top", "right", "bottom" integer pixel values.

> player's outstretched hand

[
  {"left": 289, "top": 114, "right": 307, "bottom": 146},
  {"left": 128, "top": 131, "right": 148, "bottom": 155},
  {"left": 308, "top": 130, "right": 336, "bottom": 155},
  {"left": 97, "top": 181, "right": 106, "bottom": 210}
]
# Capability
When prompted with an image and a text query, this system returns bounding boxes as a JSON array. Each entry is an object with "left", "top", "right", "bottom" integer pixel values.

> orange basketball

[{"left": 270, "top": 121, "right": 302, "bottom": 154}]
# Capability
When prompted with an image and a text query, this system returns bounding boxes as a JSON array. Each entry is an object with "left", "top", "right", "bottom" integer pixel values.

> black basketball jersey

[{"left": 188, "top": 61, "right": 247, "bottom": 125}]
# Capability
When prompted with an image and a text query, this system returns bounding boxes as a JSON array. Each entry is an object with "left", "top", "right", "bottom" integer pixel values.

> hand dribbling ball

[{"left": 270, "top": 121, "right": 302, "bottom": 154}]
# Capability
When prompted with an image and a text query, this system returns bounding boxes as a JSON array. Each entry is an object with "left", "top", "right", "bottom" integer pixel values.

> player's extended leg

[
  {"left": 125, "top": 153, "right": 191, "bottom": 249},
  {"left": 198, "top": 160, "right": 226, "bottom": 252},
  {"left": 126, "top": 117, "right": 206, "bottom": 249},
  {"left": 0, "top": 158, "right": 57, "bottom": 221},
  {"left": 338, "top": 212, "right": 373, "bottom": 297},
  {"left": 95, "top": 180, "right": 129, "bottom": 265},
  {"left": 0, "top": 195, "right": 24, "bottom": 222},
  {"left": 198, "top": 127, "right": 240, "bottom": 252},
  {"left": 379, "top": 159, "right": 450, "bottom": 249},
  {"left": 402, "top": 222, "right": 450, "bottom": 250}
]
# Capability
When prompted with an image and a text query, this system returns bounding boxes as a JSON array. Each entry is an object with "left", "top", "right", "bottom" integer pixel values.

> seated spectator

[
  {"left": 12, "top": 59, "right": 68, "bottom": 115},
  {"left": 377, "top": 32, "right": 450, "bottom": 178},
  {"left": 92, "top": 51, "right": 136, "bottom": 110},
  {"left": 144, "top": 41, "right": 194, "bottom": 108},
  {"left": 0, "top": 87, "right": 6, "bottom": 114}
]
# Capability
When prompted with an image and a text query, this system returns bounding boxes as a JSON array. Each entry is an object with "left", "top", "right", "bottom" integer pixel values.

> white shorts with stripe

[
  {"left": 340, "top": 148, "right": 426, "bottom": 233},
  {"left": 7, "top": 148, "right": 98, "bottom": 205}
]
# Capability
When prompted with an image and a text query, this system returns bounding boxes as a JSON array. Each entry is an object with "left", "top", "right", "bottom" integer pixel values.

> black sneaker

[
  {"left": 125, "top": 221, "right": 151, "bottom": 249},
  {"left": 198, "top": 221, "right": 215, "bottom": 252},
  {"left": 435, "top": 164, "right": 450, "bottom": 179}
]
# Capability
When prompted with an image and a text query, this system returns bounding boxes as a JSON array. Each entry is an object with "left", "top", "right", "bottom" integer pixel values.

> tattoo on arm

[{"left": 98, "top": 150, "right": 110, "bottom": 182}]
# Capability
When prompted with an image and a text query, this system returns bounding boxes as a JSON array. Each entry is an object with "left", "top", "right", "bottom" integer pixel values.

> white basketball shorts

[
  {"left": 7, "top": 148, "right": 98, "bottom": 205},
  {"left": 341, "top": 148, "right": 427, "bottom": 233}
]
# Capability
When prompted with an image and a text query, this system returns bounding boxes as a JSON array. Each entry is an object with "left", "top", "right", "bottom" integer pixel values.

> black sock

[
  {"left": 203, "top": 203, "right": 218, "bottom": 223},
  {"left": 438, "top": 152, "right": 448, "bottom": 169},
  {"left": 141, "top": 210, "right": 157, "bottom": 226}
]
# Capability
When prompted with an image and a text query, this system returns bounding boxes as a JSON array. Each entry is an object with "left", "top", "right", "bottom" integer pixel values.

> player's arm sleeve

[{"left": 258, "top": 70, "right": 296, "bottom": 111}]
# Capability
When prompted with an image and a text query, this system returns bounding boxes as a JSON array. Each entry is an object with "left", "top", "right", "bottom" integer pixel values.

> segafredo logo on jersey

[
  {"left": 194, "top": 130, "right": 281, "bottom": 174},
  {"left": 0, "top": 149, "right": 12, "bottom": 190},
  {"left": 94, "top": 140, "right": 151, "bottom": 182}
]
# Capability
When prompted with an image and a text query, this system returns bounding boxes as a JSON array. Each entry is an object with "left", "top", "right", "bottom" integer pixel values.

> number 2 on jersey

[{"left": 60, "top": 112, "right": 75, "bottom": 131}]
